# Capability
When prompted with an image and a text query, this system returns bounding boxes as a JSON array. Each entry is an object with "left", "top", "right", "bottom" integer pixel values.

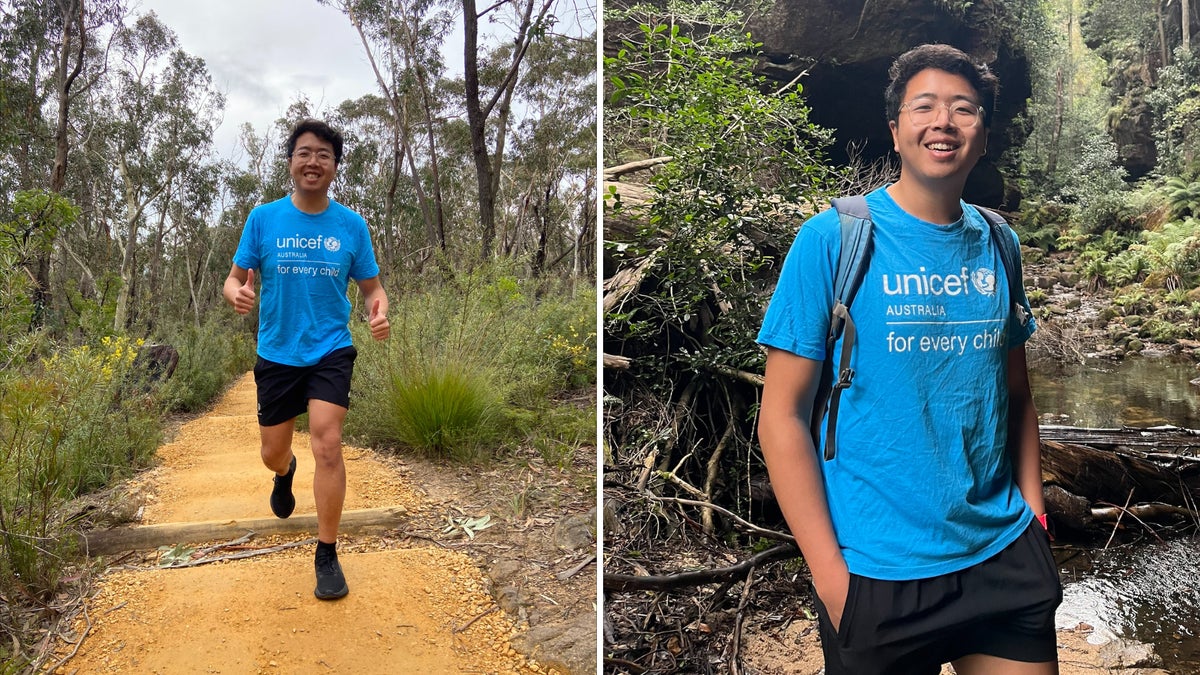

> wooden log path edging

[{"left": 79, "top": 506, "right": 408, "bottom": 556}]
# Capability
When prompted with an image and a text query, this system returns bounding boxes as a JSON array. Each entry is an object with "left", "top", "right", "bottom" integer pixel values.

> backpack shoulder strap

[
  {"left": 814, "top": 196, "right": 874, "bottom": 461},
  {"left": 972, "top": 205, "right": 1031, "bottom": 328},
  {"left": 829, "top": 196, "right": 873, "bottom": 307}
]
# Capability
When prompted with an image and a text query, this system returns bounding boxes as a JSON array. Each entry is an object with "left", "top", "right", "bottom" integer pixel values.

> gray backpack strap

[
  {"left": 973, "top": 206, "right": 1031, "bottom": 328},
  {"left": 819, "top": 196, "right": 874, "bottom": 461}
]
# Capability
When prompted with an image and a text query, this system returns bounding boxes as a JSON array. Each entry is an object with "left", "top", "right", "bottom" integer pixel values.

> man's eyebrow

[{"left": 907, "top": 91, "right": 980, "bottom": 103}]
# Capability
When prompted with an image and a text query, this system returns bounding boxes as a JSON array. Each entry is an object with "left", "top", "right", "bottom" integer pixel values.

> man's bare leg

[
  {"left": 261, "top": 419, "right": 297, "bottom": 518},
  {"left": 260, "top": 419, "right": 296, "bottom": 474},
  {"left": 308, "top": 399, "right": 347, "bottom": 544},
  {"left": 953, "top": 654, "right": 1058, "bottom": 675}
]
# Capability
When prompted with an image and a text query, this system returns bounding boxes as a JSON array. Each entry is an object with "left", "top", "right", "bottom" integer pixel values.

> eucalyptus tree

[
  {"left": 462, "top": 0, "right": 556, "bottom": 260},
  {"left": 323, "top": 0, "right": 455, "bottom": 264},
  {"left": 504, "top": 31, "right": 595, "bottom": 278},
  {"left": 99, "top": 12, "right": 223, "bottom": 332},
  {"left": 0, "top": 0, "right": 124, "bottom": 327}
]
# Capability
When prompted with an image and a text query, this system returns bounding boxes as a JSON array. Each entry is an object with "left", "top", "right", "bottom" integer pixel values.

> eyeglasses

[
  {"left": 899, "top": 100, "right": 985, "bottom": 128},
  {"left": 293, "top": 148, "right": 335, "bottom": 163}
]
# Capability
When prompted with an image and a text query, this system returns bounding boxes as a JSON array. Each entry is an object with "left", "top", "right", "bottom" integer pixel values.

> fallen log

[
  {"left": 1041, "top": 439, "right": 1199, "bottom": 507},
  {"left": 78, "top": 506, "right": 408, "bottom": 556},
  {"left": 604, "top": 543, "right": 798, "bottom": 592}
]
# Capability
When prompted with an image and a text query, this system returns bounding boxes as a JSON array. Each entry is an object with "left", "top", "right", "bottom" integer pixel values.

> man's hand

[
  {"left": 813, "top": 564, "right": 852, "bottom": 635},
  {"left": 232, "top": 269, "right": 256, "bottom": 315},
  {"left": 368, "top": 298, "right": 390, "bottom": 341}
]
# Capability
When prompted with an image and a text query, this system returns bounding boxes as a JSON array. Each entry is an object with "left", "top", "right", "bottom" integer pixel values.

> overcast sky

[{"left": 133, "top": 0, "right": 391, "bottom": 163}]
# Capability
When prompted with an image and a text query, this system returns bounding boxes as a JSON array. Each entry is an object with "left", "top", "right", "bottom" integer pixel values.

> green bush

[
  {"left": 1015, "top": 200, "right": 1073, "bottom": 251},
  {"left": 347, "top": 264, "right": 596, "bottom": 462},
  {"left": 0, "top": 336, "right": 161, "bottom": 609},
  {"left": 155, "top": 317, "right": 257, "bottom": 412}
]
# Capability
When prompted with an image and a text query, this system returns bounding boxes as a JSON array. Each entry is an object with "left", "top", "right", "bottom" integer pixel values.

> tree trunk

[
  {"left": 35, "top": 0, "right": 86, "bottom": 326},
  {"left": 462, "top": 0, "right": 554, "bottom": 261},
  {"left": 1184, "top": 0, "right": 1192, "bottom": 53},
  {"left": 462, "top": 0, "right": 497, "bottom": 260}
]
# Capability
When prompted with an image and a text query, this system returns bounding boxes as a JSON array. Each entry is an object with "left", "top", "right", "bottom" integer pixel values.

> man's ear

[{"left": 889, "top": 120, "right": 899, "bottom": 152}]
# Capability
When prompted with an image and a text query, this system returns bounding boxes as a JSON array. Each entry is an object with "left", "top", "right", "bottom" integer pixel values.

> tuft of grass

[
  {"left": 347, "top": 263, "right": 596, "bottom": 464},
  {"left": 379, "top": 358, "right": 502, "bottom": 462}
]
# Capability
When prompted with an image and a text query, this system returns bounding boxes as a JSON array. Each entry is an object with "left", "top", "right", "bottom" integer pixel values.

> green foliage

[
  {"left": 347, "top": 264, "right": 595, "bottom": 463},
  {"left": 1076, "top": 248, "right": 1111, "bottom": 290},
  {"left": 1139, "top": 216, "right": 1200, "bottom": 291},
  {"left": 1059, "top": 134, "right": 1131, "bottom": 234},
  {"left": 0, "top": 336, "right": 161, "bottom": 610},
  {"left": 604, "top": 1, "right": 840, "bottom": 392},
  {"left": 1148, "top": 47, "right": 1200, "bottom": 177},
  {"left": 1015, "top": 200, "right": 1074, "bottom": 251},
  {"left": 1106, "top": 247, "right": 1150, "bottom": 286},
  {"left": 155, "top": 317, "right": 257, "bottom": 413},
  {"left": 377, "top": 356, "right": 503, "bottom": 462},
  {"left": 0, "top": 190, "right": 80, "bottom": 365},
  {"left": 1162, "top": 176, "right": 1200, "bottom": 219}
]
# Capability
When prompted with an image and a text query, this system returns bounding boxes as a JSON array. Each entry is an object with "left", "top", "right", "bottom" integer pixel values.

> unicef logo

[
  {"left": 324, "top": 237, "right": 341, "bottom": 252},
  {"left": 971, "top": 267, "right": 997, "bottom": 295}
]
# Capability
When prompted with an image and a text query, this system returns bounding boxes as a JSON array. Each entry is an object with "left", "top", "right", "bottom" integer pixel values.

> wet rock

[
  {"left": 1099, "top": 638, "right": 1163, "bottom": 669},
  {"left": 1126, "top": 339, "right": 1145, "bottom": 354}
]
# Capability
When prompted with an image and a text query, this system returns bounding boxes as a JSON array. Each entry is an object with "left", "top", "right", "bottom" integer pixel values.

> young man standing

[
  {"left": 757, "top": 45, "right": 1061, "bottom": 673},
  {"left": 224, "top": 118, "right": 390, "bottom": 600}
]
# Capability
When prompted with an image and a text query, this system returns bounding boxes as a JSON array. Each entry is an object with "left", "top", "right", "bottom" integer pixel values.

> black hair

[
  {"left": 884, "top": 44, "right": 999, "bottom": 128},
  {"left": 285, "top": 118, "right": 345, "bottom": 164}
]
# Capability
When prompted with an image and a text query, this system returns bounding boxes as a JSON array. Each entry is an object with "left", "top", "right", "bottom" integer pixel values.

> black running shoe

[
  {"left": 314, "top": 547, "right": 349, "bottom": 600},
  {"left": 269, "top": 455, "right": 296, "bottom": 519}
]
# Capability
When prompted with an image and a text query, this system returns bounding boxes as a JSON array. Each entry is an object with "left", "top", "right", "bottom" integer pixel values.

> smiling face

[
  {"left": 889, "top": 68, "right": 988, "bottom": 195},
  {"left": 288, "top": 131, "right": 338, "bottom": 198}
]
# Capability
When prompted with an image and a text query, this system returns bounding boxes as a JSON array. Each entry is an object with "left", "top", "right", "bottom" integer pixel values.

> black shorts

[
  {"left": 813, "top": 519, "right": 1062, "bottom": 675},
  {"left": 252, "top": 346, "right": 357, "bottom": 427}
]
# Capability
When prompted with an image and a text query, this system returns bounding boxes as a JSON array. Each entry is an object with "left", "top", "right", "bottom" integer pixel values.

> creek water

[{"left": 1028, "top": 355, "right": 1200, "bottom": 672}]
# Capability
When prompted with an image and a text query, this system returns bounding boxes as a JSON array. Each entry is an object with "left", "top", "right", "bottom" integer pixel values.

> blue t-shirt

[
  {"left": 757, "top": 186, "right": 1037, "bottom": 580},
  {"left": 233, "top": 196, "right": 380, "bottom": 367}
]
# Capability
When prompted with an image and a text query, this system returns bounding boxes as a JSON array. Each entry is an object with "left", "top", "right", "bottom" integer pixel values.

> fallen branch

[
  {"left": 454, "top": 605, "right": 500, "bottom": 633},
  {"left": 604, "top": 156, "right": 673, "bottom": 180},
  {"left": 729, "top": 563, "right": 756, "bottom": 675},
  {"left": 701, "top": 363, "right": 764, "bottom": 388},
  {"left": 604, "top": 543, "right": 798, "bottom": 592},
  {"left": 648, "top": 495, "right": 794, "bottom": 544},
  {"left": 556, "top": 554, "right": 596, "bottom": 581},
  {"left": 163, "top": 537, "right": 317, "bottom": 568}
]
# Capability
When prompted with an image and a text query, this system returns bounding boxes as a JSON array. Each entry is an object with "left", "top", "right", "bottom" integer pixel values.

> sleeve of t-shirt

[
  {"left": 1005, "top": 226, "right": 1038, "bottom": 349},
  {"left": 232, "top": 210, "right": 260, "bottom": 271},
  {"left": 756, "top": 209, "right": 840, "bottom": 360},
  {"left": 349, "top": 216, "right": 381, "bottom": 281}
]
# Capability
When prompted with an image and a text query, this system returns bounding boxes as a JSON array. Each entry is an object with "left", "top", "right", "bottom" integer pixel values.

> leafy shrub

[
  {"left": 347, "top": 264, "right": 595, "bottom": 462},
  {"left": 155, "top": 317, "right": 257, "bottom": 412},
  {"left": 377, "top": 355, "right": 503, "bottom": 462},
  {"left": 0, "top": 336, "right": 161, "bottom": 610},
  {"left": 1015, "top": 200, "right": 1073, "bottom": 251}
]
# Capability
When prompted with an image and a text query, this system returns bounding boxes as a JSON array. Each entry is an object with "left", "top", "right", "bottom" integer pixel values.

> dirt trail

[{"left": 59, "top": 373, "right": 558, "bottom": 674}]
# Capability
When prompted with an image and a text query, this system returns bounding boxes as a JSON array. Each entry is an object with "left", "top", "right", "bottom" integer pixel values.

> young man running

[
  {"left": 757, "top": 44, "right": 1061, "bottom": 673},
  {"left": 224, "top": 118, "right": 390, "bottom": 600}
]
